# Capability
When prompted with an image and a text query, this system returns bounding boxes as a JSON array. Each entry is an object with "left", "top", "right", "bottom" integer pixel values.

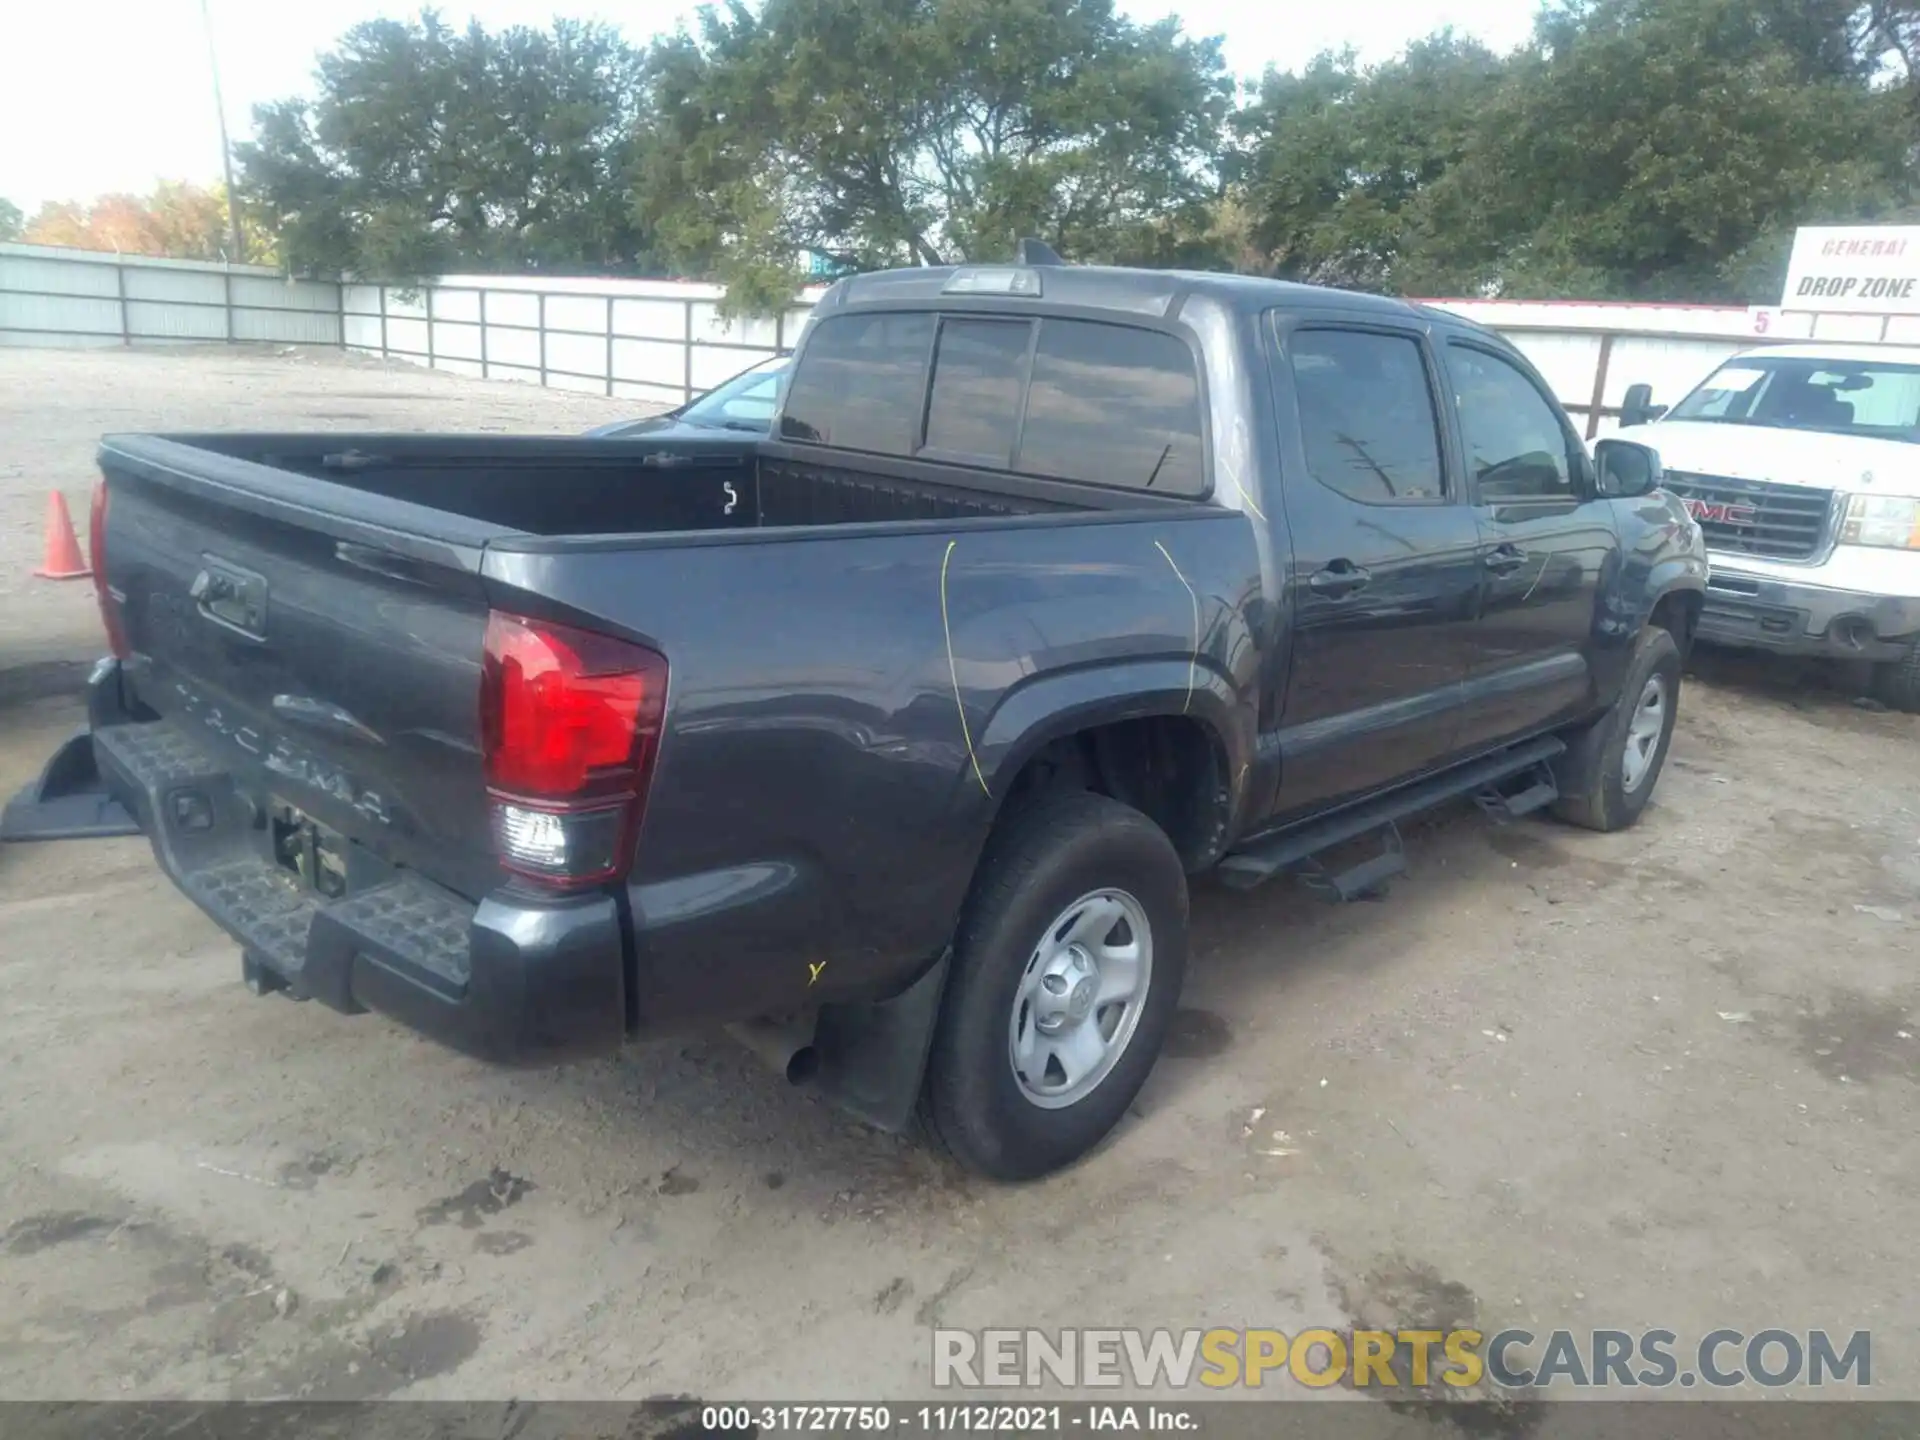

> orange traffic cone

[{"left": 33, "top": 491, "right": 92, "bottom": 581}]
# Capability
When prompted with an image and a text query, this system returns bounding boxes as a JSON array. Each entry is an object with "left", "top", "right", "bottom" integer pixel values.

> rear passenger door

[
  {"left": 1441, "top": 340, "right": 1614, "bottom": 749},
  {"left": 1267, "top": 314, "right": 1484, "bottom": 815}
]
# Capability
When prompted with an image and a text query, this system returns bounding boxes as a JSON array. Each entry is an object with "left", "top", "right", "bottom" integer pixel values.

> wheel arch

[
  {"left": 1647, "top": 582, "right": 1704, "bottom": 660},
  {"left": 972, "top": 658, "right": 1252, "bottom": 872}
]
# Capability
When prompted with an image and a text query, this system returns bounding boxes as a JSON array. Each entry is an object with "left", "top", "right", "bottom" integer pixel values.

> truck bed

[
  {"left": 92, "top": 429, "right": 1212, "bottom": 910},
  {"left": 155, "top": 432, "right": 1088, "bottom": 538}
]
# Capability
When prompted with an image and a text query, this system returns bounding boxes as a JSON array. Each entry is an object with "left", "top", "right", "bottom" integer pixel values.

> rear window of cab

[{"left": 780, "top": 311, "right": 1207, "bottom": 497}]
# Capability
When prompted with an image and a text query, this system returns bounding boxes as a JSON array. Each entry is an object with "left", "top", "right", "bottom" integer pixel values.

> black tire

[
  {"left": 1550, "top": 626, "right": 1682, "bottom": 833},
  {"left": 920, "top": 791, "right": 1188, "bottom": 1181},
  {"left": 1874, "top": 639, "right": 1920, "bottom": 714}
]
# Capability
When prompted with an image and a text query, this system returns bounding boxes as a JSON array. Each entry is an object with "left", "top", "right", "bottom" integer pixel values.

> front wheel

[
  {"left": 1551, "top": 626, "right": 1682, "bottom": 833},
  {"left": 1874, "top": 638, "right": 1920, "bottom": 714},
  {"left": 920, "top": 791, "right": 1188, "bottom": 1181}
]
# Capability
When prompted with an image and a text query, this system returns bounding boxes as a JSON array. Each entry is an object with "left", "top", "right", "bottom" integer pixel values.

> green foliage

[
  {"left": 1468, "top": 0, "right": 1909, "bottom": 300},
  {"left": 636, "top": 0, "right": 1233, "bottom": 315},
  {"left": 1232, "top": 0, "right": 1916, "bottom": 303},
  {"left": 1232, "top": 32, "right": 1507, "bottom": 293},
  {"left": 230, "top": 0, "right": 1920, "bottom": 310},
  {"left": 0, "top": 198, "right": 22, "bottom": 243},
  {"left": 237, "top": 9, "right": 657, "bottom": 280}
]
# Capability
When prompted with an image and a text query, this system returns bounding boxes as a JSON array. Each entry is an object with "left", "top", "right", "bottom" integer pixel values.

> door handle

[
  {"left": 1308, "top": 561, "right": 1372, "bottom": 597},
  {"left": 1484, "top": 545, "right": 1527, "bottom": 575}
]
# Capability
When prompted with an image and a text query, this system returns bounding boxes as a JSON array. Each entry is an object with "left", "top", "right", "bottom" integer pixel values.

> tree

[
  {"left": 637, "top": 0, "right": 1233, "bottom": 314},
  {"left": 1230, "top": 0, "right": 1914, "bottom": 304},
  {"left": 18, "top": 182, "right": 249, "bottom": 261},
  {"left": 0, "top": 198, "right": 21, "bottom": 243},
  {"left": 238, "top": 9, "right": 656, "bottom": 278},
  {"left": 1465, "top": 0, "right": 1911, "bottom": 300},
  {"left": 1231, "top": 32, "right": 1506, "bottom": 293}
]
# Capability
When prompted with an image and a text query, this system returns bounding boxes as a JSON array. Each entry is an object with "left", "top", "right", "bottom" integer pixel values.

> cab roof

[{"left": 818, "top": 261, "right": 1477, "bottom": 332}]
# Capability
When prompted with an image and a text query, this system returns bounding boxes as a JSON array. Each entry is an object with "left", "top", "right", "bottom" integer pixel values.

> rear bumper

[
  {"left": 1697, "top": 565, "right": 1920, "bottom": 661},
  {"left": 87, "top": 664, "right": 626, "bottom": 1065}
]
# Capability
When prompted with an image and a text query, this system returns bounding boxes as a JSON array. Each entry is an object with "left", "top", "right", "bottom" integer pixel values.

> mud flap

[
  {"left": 0, "top": 729, "right": 141, "bottom": 843},
  {"left": 812, "top": 951, "right": 951, "bottom": 1133}
]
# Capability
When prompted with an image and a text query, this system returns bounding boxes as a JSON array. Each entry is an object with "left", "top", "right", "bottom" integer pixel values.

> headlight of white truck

[{"left": 1841, "top": 495, "right": 1920, "bottom": 550}]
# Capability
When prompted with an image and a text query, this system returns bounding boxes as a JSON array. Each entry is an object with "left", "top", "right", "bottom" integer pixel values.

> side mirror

[
  {"left": 1620, "top": 382, "right": 1668, "bottom": 429},
  {"left": 1594, "top": 438, "right": 1663, "bottom": 499}
]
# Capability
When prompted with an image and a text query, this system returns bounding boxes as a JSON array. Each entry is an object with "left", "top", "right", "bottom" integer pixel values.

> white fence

[
  {"left": 340, "top": 275, "right": 820, "bottom": 409},
  {"left": 1431, "top": 298, "right": 1776, "bottom": 438},
  {"left": 4, "top": 241, "right": 1905, "bottom": 425},
  {"left": 0, "top": 243, "right": 342, "bottom": 349}
]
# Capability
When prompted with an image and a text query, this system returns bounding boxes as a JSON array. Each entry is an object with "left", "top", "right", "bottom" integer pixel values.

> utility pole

[{"left": 199, "top": 0, "right": 246, "bottom": 263}]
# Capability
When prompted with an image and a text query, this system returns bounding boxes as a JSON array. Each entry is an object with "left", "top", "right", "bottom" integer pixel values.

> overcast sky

[{"left": 2, "top": 0, "right": 1539, "bottom": 213}]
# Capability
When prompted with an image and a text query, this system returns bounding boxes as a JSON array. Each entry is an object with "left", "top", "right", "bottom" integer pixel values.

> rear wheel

[
  {"left": 1874, "top": 638, "right": 1920, "bottom": 714},
  {"left": 921, "top": 791, "right": 1187, "bottom": 1181},
  {"left": 1551, "top": 626, "right": 1682, "bottom": 833}
]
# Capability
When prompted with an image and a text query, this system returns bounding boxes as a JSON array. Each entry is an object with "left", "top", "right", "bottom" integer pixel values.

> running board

[
  {"left": 1472, "top": 761, "right": 1561, "bottom": 824},
  {"left": 1297, "top": 822, "right": 1405, "bottom": 903},
  {"left": 1217, "top": 735, "right": 1567, "bottom": 892},
  {"left": 0, "top": 730, "right": 141, "bottom": 843}
]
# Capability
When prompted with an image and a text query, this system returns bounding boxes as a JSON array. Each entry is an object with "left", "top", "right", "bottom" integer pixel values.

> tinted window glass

[
  {"left": 1016, "top": 321, "right": 1204, "bottom": 494},
  {"left": 1288, "top": 330, "right": 1445, "bottom": 503},
  {"left": 780, "top": 312, "right": 934, "bottom": 455},
  {"left": 924, "top": 318, "right": 1031, "bottom": 463},
  {"left": 1449, "top": 346, "right": 1575, "bottom": 501}
]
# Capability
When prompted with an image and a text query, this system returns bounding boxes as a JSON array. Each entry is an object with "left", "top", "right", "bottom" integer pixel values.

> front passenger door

[{"left": 1444, "top": 341, "right": 1616, "bottom": 749}]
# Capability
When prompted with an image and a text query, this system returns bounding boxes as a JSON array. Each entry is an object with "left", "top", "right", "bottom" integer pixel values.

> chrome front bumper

[{"left": 1698, "top": 566, "right": 1920, "bottom": 660}]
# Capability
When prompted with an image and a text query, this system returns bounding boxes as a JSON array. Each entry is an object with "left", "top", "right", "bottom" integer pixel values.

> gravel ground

[{"left": 1, "top": 346, "right": 1917, "bottom": 1424}]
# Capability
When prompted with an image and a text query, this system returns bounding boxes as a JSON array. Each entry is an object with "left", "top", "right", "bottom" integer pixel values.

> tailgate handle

[
  {"left": 191, "top": 556, "right": 269, "bottom": 640},
  {"left": 188, "top": 570, "right": 234, "bottom": 604}
]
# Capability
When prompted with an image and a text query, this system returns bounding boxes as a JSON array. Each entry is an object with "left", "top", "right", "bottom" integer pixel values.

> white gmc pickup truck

[{"left": 1620, "top": 342, "right": 1920, "bottom": 711}]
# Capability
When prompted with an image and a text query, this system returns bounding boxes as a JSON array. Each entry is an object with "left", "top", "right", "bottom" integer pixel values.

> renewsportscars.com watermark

[{"left": 933, "top": 1328, "right": 1872, "bottom": 1391}]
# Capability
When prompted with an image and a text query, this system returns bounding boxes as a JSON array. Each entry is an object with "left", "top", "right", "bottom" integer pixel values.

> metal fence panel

[
  {"left": 385, "top": 316, "right": 429, "bottom": 358},
  {"left": 692, "top": 300, "right": 777, "bottom": 350},
  {"left": 0, "top": 251, "right": 120, "bottom": 298},
  {"left": 126, "top": 299, "right": 226, "bottom": 340},
  {"left": 232, "top": 307, "right": 343, "bottom": 344},
  {"left": 342, "top": 313, "right": 384, "bottom": 349},
  {"left": 613, "top": 297, "right": 687, "bottom": 340},
  {"left": 432, "top": 318, "right": 485, "bottom": 363},
  {"left": 122, "top": 266, "right": 226, "bottom": 305},
  {"left": 485, "top": 291, "right": 541, "bottom": 329},
  {"left": 544, "top": 330, "right": 607, "bottom": 383},
  {"left": 487, "top": 326, "right": 542, "bottom": 370},
  {"left": 8, "top": 241, "right": 1842, "bottom": 434},
  {"left": 544, "top": 294, "right": 606, "bottom": 334},
  {"left": 433, "top": 288, "right": 482, "bottom": 324},
  {"left": 229, "top": 274, "right": 340, "bottom": 314},
  {"left": 612, "top": 337, "right": 686, "bottom": 391},
  {"left": 1, "top": 290, "right": 121, "bottom": 335}
]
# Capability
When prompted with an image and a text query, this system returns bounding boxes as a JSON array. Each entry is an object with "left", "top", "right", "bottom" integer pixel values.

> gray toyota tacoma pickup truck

[{"left": 7, "top": 254, "right": 1706, "bottom": 1178}]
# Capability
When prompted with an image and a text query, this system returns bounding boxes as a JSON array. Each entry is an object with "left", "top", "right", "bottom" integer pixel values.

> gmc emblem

[{"left": 1682, "top": 497, "right": 1758, "bottom": 526}]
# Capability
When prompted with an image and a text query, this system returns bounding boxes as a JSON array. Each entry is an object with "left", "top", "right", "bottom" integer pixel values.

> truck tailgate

[{"left": 100, "top": 435, "right": 505, "bottom": 902}]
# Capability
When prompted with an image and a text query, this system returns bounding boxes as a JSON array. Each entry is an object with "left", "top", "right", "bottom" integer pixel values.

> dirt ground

[{"left": 2, "top": 347, "right": 1917, "bottom": 1421}]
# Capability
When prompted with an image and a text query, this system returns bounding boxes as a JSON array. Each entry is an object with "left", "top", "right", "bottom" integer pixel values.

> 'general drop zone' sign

[{"left": 1783, "top": 226, "right": 1920, "bottom": 313}]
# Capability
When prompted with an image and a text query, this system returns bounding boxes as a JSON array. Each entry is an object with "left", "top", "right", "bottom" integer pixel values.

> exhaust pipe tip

[
  {"left": 727, "top": 1016, "right": 820, "bottom": 1087},
  {"left": 785, "top": 1044, "right": 820, "bottom": 1085}
]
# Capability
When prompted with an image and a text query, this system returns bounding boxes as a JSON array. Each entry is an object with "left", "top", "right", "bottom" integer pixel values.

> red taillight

[
  {"left": 89, "top": 480, "right": 130, "bottom": 660},
  {"left": 480, "top": 612, "right": 667, "bottom": 887}
]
